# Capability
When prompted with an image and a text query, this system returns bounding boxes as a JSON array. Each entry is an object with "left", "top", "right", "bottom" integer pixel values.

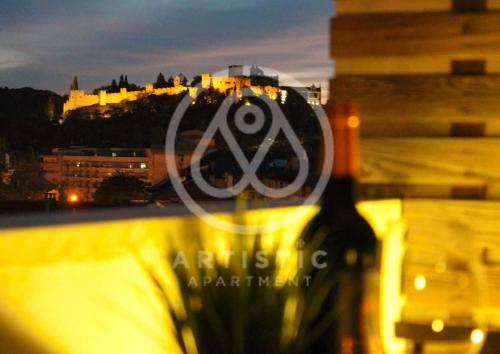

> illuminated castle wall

[
  {"left": 63, "top": 71, "right": 281, "bottom": 114},
  {"left": 63, "top": 82, "right": 196, "bottom": 114},
  {"left": 200, "top": 73, "right": 279, "bottom": 100}
]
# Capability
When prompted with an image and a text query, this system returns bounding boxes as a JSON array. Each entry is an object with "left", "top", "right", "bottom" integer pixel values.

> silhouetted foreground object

[{"left": 302, "top": 102, "right": 380, "bottom": 354}]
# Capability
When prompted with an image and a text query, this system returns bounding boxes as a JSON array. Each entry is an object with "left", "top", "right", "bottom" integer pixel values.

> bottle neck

[
  {"left": 321, "top": 176, "right": 356, "bottom": 212},
  {"left": 321, "top": 102, "right": 360, "bottom": 211},
  {"left": 330, "top": 103, "right": 359, "bottom": 178}
]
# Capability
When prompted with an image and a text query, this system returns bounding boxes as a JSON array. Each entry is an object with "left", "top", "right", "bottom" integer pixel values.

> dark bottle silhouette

[{"left": 303, "top": 102, "right": 380, "bottom": 354}]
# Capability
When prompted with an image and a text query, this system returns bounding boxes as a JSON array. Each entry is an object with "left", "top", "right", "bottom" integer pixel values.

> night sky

[{"left": 0, "top": 0, "right": 333, "bottom": 99}]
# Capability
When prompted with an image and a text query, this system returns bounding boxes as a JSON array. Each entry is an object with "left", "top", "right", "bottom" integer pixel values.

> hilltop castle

[
  {"left": 64, "top": 66, "right": 277, "bottom": 114},
  {"left": 63, "top": 65, "right": 321, "bottom": 114}
]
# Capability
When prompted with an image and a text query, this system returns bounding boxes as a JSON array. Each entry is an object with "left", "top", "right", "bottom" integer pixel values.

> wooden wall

[
  {"left": 331, "top": 2, "right": 500, "bottom": 348},
  {"left": 331, "top": 0, "right": 500, "bottom": 200},
  {"left": 335, "top": 0, "right": 500, "bottom": 14},
  {"left": 333, "top": 75, "right": 500, "bottom": 136}
]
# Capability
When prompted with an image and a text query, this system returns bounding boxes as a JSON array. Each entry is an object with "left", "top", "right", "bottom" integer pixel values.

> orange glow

[
  {"left": 68, "top": 194, "right": 79, "bottom": 203},
  {"left": 347, "top": 115, "right": 360, "bottom": 129},
  {"left": 330, "top": 102, "right": 360, "bottom": 177}
]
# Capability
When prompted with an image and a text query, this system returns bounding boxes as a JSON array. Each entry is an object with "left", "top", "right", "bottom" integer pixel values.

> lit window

[
  {"left": 140, "top": 163, "right": 147, "bottom": 169},
  {"left": 112, "top": 152, "right": 117, "bottom": 157}
]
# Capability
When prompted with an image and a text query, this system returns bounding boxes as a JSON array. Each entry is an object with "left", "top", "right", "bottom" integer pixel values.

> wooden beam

[
  {"left": 331, "top": 75, "right": 500, "bottom": 137},
  {"left": 331, "top": 12, "right": 500, "bottom": 74},
  {"left": 400, "top": 199, "right": 500, "bottom": 311},
  {"left": 336, "top": 0, "right": 500, "bottom": 14},
  {"left": 359, "top": 138, "right": 500, "bottom": 199}
]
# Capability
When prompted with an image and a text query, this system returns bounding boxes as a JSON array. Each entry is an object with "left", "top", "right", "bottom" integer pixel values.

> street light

[{"left": 67, "top": 193, "right": 79, "bottom": 215}]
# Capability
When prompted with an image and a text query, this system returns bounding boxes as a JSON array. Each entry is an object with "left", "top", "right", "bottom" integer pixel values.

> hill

[{"left": 0, "top": 87, "right": 64, "bottom": 152}]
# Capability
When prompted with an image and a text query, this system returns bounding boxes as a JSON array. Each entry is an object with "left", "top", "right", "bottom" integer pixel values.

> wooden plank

[
  {"left": 336, "top": 0, "right": 453, "bottom": 14},
  {"left": 331, "top": 75, "right": 500, "bottom": 137},
  {"left": 359, "top": 138, "right": 500, "bottom": 199},
  {"left": 331, "top": 12, "right": 500, "bottom": 74},
  {"left": 395, "top": 322, "right": 472, "bottom": 341},
  {"left": 400, "top": 199, "right": 500, "bottom": 312},
  {"left": 336, "top": 0, "right": 500, "bottom": 14}
]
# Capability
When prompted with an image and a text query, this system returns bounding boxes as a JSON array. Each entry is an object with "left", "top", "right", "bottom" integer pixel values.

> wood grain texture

[
  {"left": 331, "top": 12, "right": 500, "bottom": 74},
  {"left": 359, "top": 138, "right": 500, "bottom": 199},
  {"left": 331, "top": 75, "right": 500, "bottom": 136},
  {"left": 336, "top": 0, "right": 500, "bottom": 14},
  {"left": 401, "top": 199, "right": 500, "bottom": 312},
  {"left": 336, "top": 0, "right": 454, "bottom": 14}
]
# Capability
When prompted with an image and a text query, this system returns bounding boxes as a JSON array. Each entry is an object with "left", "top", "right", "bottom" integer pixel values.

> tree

[
  {"left": 45, "top": 95, "right": 55, "bottom": 118},
  {"left": 166, "top": 76, "right": 175, "bottom": 87},
  {"left": 94, "top": 174, "right": 146, "bottom": 203},
  {"left": 110, "top": 79, "right": 118, "bottom": 92},
  {"left": 4, "top": 150, "right": 53, "bottom": 200},
  {"left": 119, "top": 75, "right": 125, "bottom": 88},
  {"left": 70, "top": 76, "right": 79, "bottom": 91},
  {"left": 154, "top": 72, "right": 168, "bottom": 88},
  {"left": 0, "top": 137, "right": 6, "bottom": 171},
  {"left": 179, "top": 73, "right": 188, "bottom": 86}
]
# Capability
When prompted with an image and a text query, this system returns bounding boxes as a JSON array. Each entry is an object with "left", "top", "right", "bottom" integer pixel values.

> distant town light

[
  {"left": 470, "top": 329, "right": 484, "bottom": 344},
  {"left": 68, "top": 194, "right": 79, "bottom": 203},
  {"left": 414, "top": 274, "right": 427, "bottom": 291},
  {"left": 281, "top": 90, "right": 288, "bottom": 104}
]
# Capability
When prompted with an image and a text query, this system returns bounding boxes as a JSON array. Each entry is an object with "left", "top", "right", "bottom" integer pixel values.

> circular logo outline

[{"left": 165, "top": 66, "right": 333, "bottom": 234}]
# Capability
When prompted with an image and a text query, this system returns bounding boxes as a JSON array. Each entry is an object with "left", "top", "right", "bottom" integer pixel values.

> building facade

[
  {"left": 42, "top": 148, "right": 168, "bottom": 201},
  {"left": 42, "top": 130, "right": 215, "bottom": 201}
]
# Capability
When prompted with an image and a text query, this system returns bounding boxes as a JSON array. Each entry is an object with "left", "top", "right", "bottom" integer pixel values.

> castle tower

[
  {"left": 99, "top": 90, "right": 107, "bottom": 106},
  {"left": 228, "top": 65, "right": 244, "bottom": 77},
  {"left": 70, "top": 76, "right": 79, "bottom": 92},
  {"left": 250, "top": 65, "right": 264, "bottom": 76},
  {"left": 64, "top": 76, "right": 84, "bottom": 113},
  {"left": 120, "top": 87, "right": 127, "bottom": 100},
  {"left": 201, "top": 73, "right": 212, "bottom": 89}
]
